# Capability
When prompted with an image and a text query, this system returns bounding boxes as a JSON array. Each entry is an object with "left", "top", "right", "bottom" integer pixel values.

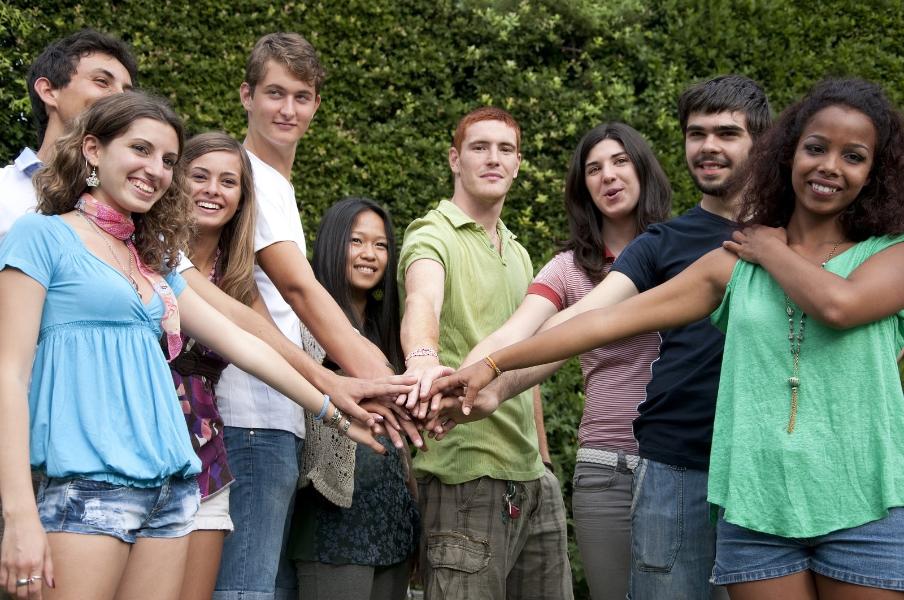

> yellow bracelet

[{"left": 484, "top": 355, "right": 502, "bottom": 377}]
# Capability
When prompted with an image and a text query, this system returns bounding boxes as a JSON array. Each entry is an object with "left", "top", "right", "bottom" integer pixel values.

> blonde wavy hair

[
  {"left": 183, "top": 132, "right": 258, "bottom": 306},
  {"left": 33, "top": 92, "right": 193, "bottom": 273}
]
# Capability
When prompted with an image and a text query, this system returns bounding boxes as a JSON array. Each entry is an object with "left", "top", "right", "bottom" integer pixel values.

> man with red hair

[{"left": 398, "top": 107, "right": 572, "bottom": 599}]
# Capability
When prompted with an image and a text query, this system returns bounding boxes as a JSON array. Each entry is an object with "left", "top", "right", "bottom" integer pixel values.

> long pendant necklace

[
  {"left": 784, "top": 241, "right": 840, "bottom": 433},
  {"left": 78, "top": 210, "right": 141, "bottom": 294}
]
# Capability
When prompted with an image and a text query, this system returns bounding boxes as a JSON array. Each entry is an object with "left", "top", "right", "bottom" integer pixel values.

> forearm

[
  {"left": 0, "top": 378, "right": 38, "bottom": 518},
  {"left": 401, "top": 294, "right": 440, "bottom": 362},
  {"left": 728, "top": 233, "right": 904, "bottom": 328},
  {"left": 461, "top": 329, "right": 512, "bottom": 369},
  {"left": 756, "top": 238, "right": 851, "bottom": 322},
  {"left": 461, "top": 296, "right": 556, "bottom": 368},
  {"left": 532, "top": 386, "right": 551, "bottom": 464},
  {"left": 208, "top": 327, "right": 325, "bottom": 413},
  {"left": 491, "top": 254, "right": 729, "bottom": 372},
  {"left": 187, "top": 269, "right": 336, "bottom": 391},
  {"left": 489, "top": 359, "right": 563, "bottom": 402},
  {"left": 287, "top": 284, "right": 392, "bottom": 378},
  {"left": 247, "top": 298, "right": 337, "bottom": 390}
]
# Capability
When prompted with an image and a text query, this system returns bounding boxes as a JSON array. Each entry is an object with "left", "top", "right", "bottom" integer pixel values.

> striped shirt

[{"left": 528, "top": 250, "right": 660, "bottom": 453}]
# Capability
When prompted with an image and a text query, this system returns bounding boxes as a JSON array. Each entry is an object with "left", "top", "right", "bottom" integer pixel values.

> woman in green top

[{"left": 432, "top": 79, "right": 904, "bottom": 598}]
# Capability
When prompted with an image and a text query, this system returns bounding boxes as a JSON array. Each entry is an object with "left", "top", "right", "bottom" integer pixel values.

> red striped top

[{"left": 527, "top": 250, "right": 660, "bottom": 453}]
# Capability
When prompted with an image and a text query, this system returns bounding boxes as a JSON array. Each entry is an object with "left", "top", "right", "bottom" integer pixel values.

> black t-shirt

[{"left": 612, "top": 204, "right": 735, "bottom": 470}]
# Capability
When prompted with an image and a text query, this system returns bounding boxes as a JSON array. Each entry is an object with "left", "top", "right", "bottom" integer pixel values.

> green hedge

[{"left": 3, "top": 1, "right": 903, "bottom": 596}]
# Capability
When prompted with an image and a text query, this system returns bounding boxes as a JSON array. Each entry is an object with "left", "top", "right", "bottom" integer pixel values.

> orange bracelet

[{"left": 484, "top": 355, "right": 502, "bottom": 377}]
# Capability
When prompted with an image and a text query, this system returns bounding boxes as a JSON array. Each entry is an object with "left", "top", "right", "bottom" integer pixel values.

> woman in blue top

[
  {"left": 435, "top": 80, "right": 904, "bottom": 598},
  {"left": 0, "top": 92, "right": 386, "bottom": 600}
]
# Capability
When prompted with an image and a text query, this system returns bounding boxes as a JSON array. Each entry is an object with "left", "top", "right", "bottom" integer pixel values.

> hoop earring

[{"left": 85, "top": 160, "right": 99, "bottom": 188}]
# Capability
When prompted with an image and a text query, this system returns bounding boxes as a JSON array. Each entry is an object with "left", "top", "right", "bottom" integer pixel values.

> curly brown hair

[
  {"left": 738, "top": 78, "right": 904, "bottom": 241},
  {"left": 33, "top": 92, "right": 193, "bottom": 273}
]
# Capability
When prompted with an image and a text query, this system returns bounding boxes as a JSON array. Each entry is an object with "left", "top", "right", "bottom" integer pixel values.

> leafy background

[{"left": 3, "top": 1, "right": 903, "bottom": 596}]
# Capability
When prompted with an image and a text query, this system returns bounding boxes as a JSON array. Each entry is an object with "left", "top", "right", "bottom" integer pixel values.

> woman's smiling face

[
  {"left": 187, "top": 150, "right": 244, "bottom": 233},
  {"left": 791, "top": 105, "right": 876, "bottom": 219},
  {"left": 84, "top": 117, "right": 179, "bottom": 216},
  {"left": 346, "top": 209, "right": 389, "bottom": 295}
]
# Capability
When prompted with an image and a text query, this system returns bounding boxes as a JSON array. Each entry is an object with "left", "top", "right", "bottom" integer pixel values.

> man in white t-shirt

[
  {"left": 0, "top": 29, "right": 136, "bottom": 243},
  {"left": 213, "top": 33, "right": 396, "bottom": 600}
]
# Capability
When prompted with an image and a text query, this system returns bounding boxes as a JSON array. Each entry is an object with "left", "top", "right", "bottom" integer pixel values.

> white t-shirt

[
  {"left": 0, "top": 148, "right": 41, "bottom": 243},
  {"left": 215, "top": 150, "right": 306, "bottom": 437}
]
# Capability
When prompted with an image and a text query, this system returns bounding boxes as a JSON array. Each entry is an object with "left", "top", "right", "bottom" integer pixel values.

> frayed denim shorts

[
  {"left": 712, "top": 507, "right": 904, "bottom": 590},
  {"left": 37, "top": 475, "right": 199, "bottom": 544}
]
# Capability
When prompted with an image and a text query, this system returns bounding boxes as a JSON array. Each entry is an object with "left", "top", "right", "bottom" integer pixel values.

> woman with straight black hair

[
  {"left": 460, "top": 122, "right": 671, "bottom": 600},
  {"left": 308, "top": 198, "right": 403, "bottom": 371},
  {"left": 288, "top": 197, "right": 418, "bottom": 600}
]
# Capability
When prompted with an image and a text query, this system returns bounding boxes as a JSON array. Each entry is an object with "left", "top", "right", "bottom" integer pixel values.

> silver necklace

[
  {"left": 78, "top": 211, "right": 140, "bottom": 294},
  {"left": 783, "top": 241, "right": 840, "bottom": 433}
]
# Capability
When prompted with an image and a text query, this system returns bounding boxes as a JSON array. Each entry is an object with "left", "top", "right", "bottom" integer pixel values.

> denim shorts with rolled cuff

[
  {"left": 712, "top": 507, "right": 904, "bottom": 590},
  {"left": 37, "top": 475, "right": 199, "bottom": 544}
]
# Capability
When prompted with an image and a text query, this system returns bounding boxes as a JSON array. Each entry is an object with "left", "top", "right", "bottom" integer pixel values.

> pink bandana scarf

[{"left": 76, "top": 193, "right": 183, "bottom": 361}]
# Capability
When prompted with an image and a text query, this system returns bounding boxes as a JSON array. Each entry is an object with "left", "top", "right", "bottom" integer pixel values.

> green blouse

[{"left": 709, "top": 235, "right": 904, "bottom": 537}]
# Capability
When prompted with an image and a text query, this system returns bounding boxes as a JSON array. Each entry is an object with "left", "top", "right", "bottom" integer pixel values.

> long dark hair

[
  {"left": 738, "top": 78, "right": 904, "bottom": 240},
  {"left": 561, "top": 122, "right": 672, "bottom": 280},
  {"left": 312, "top": 197, "right": 403, "bottom": 371}
]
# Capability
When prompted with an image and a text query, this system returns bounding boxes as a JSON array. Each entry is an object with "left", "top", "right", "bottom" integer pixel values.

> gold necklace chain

[
  {"left": 78, "top": 210, "right": 140, "bottom": 294},
  {"left": 784, "top": 241, "right": 841, "bottom": 433}
]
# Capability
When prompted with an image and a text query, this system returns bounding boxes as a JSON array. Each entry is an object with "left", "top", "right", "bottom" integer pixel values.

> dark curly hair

[
  {"left": 738, "top": 78, "right": 904, "bottom": 241},
  {"left": 561, "top": 122, "right": 672, "bottom": 281}
]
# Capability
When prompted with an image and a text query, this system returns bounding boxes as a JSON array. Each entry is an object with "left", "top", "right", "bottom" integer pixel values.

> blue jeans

[
  {"left": 214, "top": 427, "right": 303, "bottom": 600},
  {"left": 629, "top": 458, "right": 727, "bottom": 600}
]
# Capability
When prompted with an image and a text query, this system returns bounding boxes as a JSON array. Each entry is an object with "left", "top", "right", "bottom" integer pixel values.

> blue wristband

[{"left": 315, "top": 394, "right": 330, "bottom": 421}]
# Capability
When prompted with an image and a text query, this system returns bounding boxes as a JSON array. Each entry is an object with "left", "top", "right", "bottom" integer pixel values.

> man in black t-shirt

[{"left": 474, "top": 75, "right": 772, "bottom": 599}]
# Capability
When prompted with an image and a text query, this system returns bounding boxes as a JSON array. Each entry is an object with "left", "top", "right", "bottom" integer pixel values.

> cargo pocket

[{"left": 426, "top": 531, "right": 492, "bottom": 597}]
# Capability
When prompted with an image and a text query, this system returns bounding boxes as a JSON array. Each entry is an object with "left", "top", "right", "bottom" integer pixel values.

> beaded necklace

[{"left": 784, "top": 241, "right": 840, "bottom": 433}]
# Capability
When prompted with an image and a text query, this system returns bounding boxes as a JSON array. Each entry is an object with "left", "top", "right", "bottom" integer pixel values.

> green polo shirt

[{"left": 398, "top": 200, "right": 544, "bottom": 484}]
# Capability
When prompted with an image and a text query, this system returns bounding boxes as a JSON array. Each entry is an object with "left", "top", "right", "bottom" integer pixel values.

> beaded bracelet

[
  {"left": 314, "top": 394, "right": 330, "bottom": 421},
  {"left": 338, "top": 418, "right": 353, "bottom": 436},
  {"left": 404, "top": 346, "right": 438, "bottom": 365}
]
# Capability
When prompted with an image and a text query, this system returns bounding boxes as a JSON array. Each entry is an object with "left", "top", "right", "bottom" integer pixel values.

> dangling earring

[
  {"left": 371, "top": 288, "right": 384, "bottom": 301},
  {"left": 85, "top": 160, "right": 99, "bottom": 187}
]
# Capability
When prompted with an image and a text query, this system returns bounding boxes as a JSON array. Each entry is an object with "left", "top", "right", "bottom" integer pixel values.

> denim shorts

[
  {"left": 37, "top": 475, "right": 200, "bottom": 544},
  {"left": 712, "top": 508, "right": 904, "bottom": 590}
]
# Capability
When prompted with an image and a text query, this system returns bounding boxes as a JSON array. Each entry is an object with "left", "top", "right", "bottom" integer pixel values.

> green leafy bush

[{"left": 4, "top": 1, "right": 903, "bottom": 596}]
